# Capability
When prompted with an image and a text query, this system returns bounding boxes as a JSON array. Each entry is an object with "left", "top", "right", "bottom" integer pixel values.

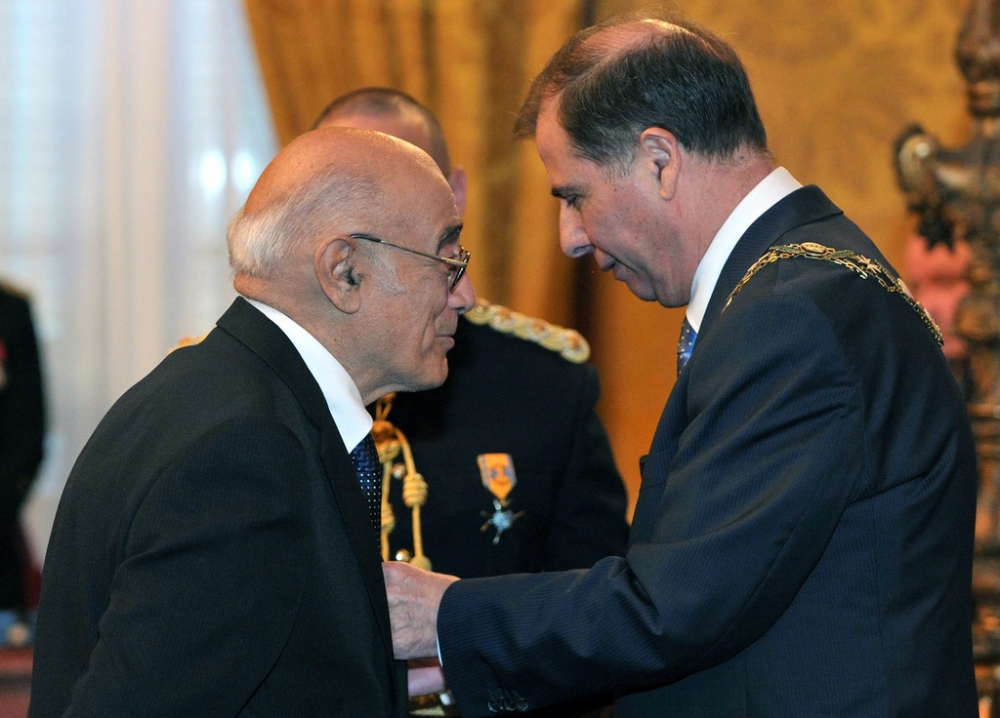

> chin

[
  {"left": 408, "top": 359, "right": 450, "bottom": 392},
  {"left": 624, "top": 278, "right": 658, "bottom": 303}
]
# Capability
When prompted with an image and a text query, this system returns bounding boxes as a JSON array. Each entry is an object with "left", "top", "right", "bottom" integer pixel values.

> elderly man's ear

[{"left": 315, "top": 237, "right": 363, "bottom": 314}]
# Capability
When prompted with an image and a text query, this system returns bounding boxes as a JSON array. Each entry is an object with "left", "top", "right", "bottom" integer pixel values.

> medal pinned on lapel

[{"left": 478, "top": 453, "right": 524, "bottom": 545}]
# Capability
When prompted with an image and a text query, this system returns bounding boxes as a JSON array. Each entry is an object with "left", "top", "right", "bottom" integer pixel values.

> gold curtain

[
  {"left": 244, "top": 0, "right": 971, "bottom": 517},
  {"left": 243, "top": 0, "right": 582, "bottom": 318}
]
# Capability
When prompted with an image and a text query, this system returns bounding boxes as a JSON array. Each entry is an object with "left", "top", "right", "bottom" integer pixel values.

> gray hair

[{"left": 228, "top": 167, "right": 391, "bottom": 281}]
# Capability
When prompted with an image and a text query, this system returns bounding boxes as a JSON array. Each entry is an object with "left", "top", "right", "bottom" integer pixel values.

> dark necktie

[
  {"left": 677, "top": 316, "right": 697, "bottom": 376},
  {"left": 350, "top": 433, "right": 382, "bottom": 543}
]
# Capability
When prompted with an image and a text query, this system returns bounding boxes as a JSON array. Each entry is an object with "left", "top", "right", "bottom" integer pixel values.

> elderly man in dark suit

[
  {"left": 313, "top": 89, "right": 629, "bottom": 581},
  {"left": 29, "top": 127, "right": 474, "bottom": 717},
  {"left": 384, "top": 14, "right": 978, "bottom": 718}
]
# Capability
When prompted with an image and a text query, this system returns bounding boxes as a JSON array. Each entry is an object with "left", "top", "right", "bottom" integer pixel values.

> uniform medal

[{"left": 477, "top": 453, "right": 524, "bottom": 544}]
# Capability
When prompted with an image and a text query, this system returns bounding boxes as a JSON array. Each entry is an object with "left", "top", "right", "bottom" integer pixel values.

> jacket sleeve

[{"left": 437, "top": 293, "right": 868, "bottom": 715}]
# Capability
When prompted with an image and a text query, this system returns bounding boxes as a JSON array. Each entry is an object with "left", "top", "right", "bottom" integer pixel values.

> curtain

[
  {"left": 244, "top": 0, "right": 970, "bottom": 516},
  {"left": 0, "top": 0, "right": 278, "bottom": 559},
  {"left": 244, "top": 0, "right": 586, "bottom": 323}
]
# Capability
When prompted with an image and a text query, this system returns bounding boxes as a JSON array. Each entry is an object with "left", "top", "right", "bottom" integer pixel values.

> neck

[{"left": 687, "top": 155, "right": 775, "bottom": 257}]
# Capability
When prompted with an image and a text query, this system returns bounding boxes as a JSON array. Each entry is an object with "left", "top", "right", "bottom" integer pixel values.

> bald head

[
  {"left": 242, "top": 126, "right": 437, "bottom": 216},
  {"left": 229, "top": 126, "right": 444, "bottom": 281},
  {"left": 313, "top": 89, "right": 468, "bottom": 217}
]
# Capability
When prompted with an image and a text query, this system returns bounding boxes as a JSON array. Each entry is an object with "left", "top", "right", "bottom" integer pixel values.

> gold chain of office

[{"left": 723, "top": 241, "right": 943, "bottom": 345}]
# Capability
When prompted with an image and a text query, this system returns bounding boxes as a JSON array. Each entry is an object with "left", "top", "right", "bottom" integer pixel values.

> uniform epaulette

[
  {"left": 0, "top": 279, "right": 31, "bottom": 301},
  {"left": 169, "top": 331, "right": 210, "bottom": 353},
  {"left": 463, "top": 298, "right": 591, "bottom": 363}
]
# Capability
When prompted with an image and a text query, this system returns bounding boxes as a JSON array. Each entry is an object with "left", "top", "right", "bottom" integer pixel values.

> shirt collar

[
  {"left": 246, "top": 298, "right": 372, "bottom": 452},
  {"left": 686, "top": 167, "right": 802, "bottom": 332}
]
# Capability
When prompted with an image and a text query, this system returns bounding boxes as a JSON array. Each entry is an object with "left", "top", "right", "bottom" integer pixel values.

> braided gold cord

[
  {"left": 372, "top": 394, "right": 431, "bottom": 570},
  {"left": 724, "top": 242, "right": 943, "bottom": 345}
]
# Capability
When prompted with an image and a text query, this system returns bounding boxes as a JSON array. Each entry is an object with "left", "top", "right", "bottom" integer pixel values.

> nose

[
  {"left": 449, "top": 272, "right": 476, "bottom": 314},
  {"left": 559, "top": 205, "right": 592, "bottom": 259}
]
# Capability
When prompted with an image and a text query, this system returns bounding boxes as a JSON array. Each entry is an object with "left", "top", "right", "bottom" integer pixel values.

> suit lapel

[
  {"left": 637, "top": 187, "right": 845, "bottom": 531},
  {"left": 215, "top": 298, "right": 398, "bottom": 686},
  {"left": 700, "top": 185, "right": 842, "bottom": 339}
]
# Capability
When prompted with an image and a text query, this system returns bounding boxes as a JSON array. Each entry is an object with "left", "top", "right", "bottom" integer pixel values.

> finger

[{"left": 408, "top": 665, "right": 446, "bottom": 697}]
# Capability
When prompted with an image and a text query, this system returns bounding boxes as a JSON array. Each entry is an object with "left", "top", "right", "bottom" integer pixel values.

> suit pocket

[
  {"left": 638, "top": 449, "right": 671, "bottom": 490},
  {"left": 631, "top": 450, "right": 673, "bottom": 542}
]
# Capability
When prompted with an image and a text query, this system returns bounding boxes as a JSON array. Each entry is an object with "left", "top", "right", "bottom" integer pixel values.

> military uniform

[{"left": 380, "top": 300, "right": 628, "bottom": 579}]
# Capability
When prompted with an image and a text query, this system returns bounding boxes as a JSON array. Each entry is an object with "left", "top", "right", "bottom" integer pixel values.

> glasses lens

[{"left": 447, "top": 248, "right": 469, "bottom": 292}]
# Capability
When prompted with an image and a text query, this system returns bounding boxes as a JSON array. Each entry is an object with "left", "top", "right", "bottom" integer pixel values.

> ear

[
  {"left": 314, "top": 236, "right": 362, "bottom": 314},
  {"left": 639, "top": 127, "right": 681, "bottom": 201},
  {"left": 448, "top": 166, "right": 468, "bottom": 218}
]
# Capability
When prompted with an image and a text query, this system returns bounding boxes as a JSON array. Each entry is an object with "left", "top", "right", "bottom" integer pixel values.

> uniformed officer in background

[{"left": 313, "top": 89, "right": 629, "bottom": 583}]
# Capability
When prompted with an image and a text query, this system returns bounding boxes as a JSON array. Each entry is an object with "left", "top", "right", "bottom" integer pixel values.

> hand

[
  {"left": 408, "top": 658, "right": 446, "bottom": 697},
  {"left": 382, "top": 561, "right": 459, "bottom": 659}
]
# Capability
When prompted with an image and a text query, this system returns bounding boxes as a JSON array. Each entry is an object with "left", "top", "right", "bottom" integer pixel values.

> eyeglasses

[{"left": 350, "top": 233, "right": 470, "bottom": 292}]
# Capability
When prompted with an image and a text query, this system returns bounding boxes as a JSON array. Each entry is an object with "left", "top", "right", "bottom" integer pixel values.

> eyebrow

[
  {"left": 437, "top": 223, "right": 464, "bottom": 251},
  {"left": 550, "top": 184, "right": 583, "bottom": 200}
]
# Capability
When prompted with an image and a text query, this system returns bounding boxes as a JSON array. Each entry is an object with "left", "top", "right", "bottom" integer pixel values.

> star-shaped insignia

[{"left": 480, "top": 499, "right": 525, "bottom": 545}]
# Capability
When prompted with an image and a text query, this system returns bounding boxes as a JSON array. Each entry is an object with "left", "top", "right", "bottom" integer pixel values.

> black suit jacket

[
  {"left": 383, "top": 317, "right": 628, "bottom": 578},
  {"left": 436, "top": 187, "right": 978, "bottom": 717},
  {"left": 0, "top": 282, "right": 45, "bottom": 609},
  {"left": 0, "top": 283, "right": 44, "bottom": 502},
  {"left": 30, "top": 298, "right": 407, "bottom": 718}
]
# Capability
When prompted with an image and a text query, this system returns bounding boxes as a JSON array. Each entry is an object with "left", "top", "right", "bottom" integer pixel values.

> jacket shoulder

[
  {"left": 725, "top": 237, "right": 942, "bottom": 346},
  {"left": 0, "top": 279, "right": 31, "bottom": 305},
  {"left": 462, "top": 298, "right": 590, "bottom": 363}
]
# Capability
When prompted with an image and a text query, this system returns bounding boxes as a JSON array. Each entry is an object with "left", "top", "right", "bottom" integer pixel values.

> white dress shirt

[
  {"left": 246, "top": 298, "right": 372, "bottom": 453},
  {"left": 686, "top": 167, "right": 802, "bottom": 332}
]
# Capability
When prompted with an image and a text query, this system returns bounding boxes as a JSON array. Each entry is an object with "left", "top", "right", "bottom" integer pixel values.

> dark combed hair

[{"left": 515, "top": 15, "right": 768, "bottom": 171}]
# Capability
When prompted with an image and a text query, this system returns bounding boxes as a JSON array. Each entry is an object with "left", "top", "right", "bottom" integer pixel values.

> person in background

[
  {"left": 0, "top": 280, "right": 45, "bottom": 649},
  {"left": 904, "top": 234, "right": 972, "bottom": 391},
  {"left": 29, "top": 127, "right": 474, "bottom": 718},
  {"left": 313, "top": 89, "right": 629, "bottom": 580},
  {"left": 383, "top": 13, "right": 978, "bottom": 718}
]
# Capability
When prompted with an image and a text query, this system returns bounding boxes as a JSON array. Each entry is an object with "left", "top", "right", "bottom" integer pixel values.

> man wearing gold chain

[{"left": 384, "top": 13, "right": 978, "bottom": 718}]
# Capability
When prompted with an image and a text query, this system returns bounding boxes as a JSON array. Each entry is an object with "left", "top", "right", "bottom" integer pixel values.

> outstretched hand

[{"left": 382, "top": 561, "right": 459, "bottom": 660}]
